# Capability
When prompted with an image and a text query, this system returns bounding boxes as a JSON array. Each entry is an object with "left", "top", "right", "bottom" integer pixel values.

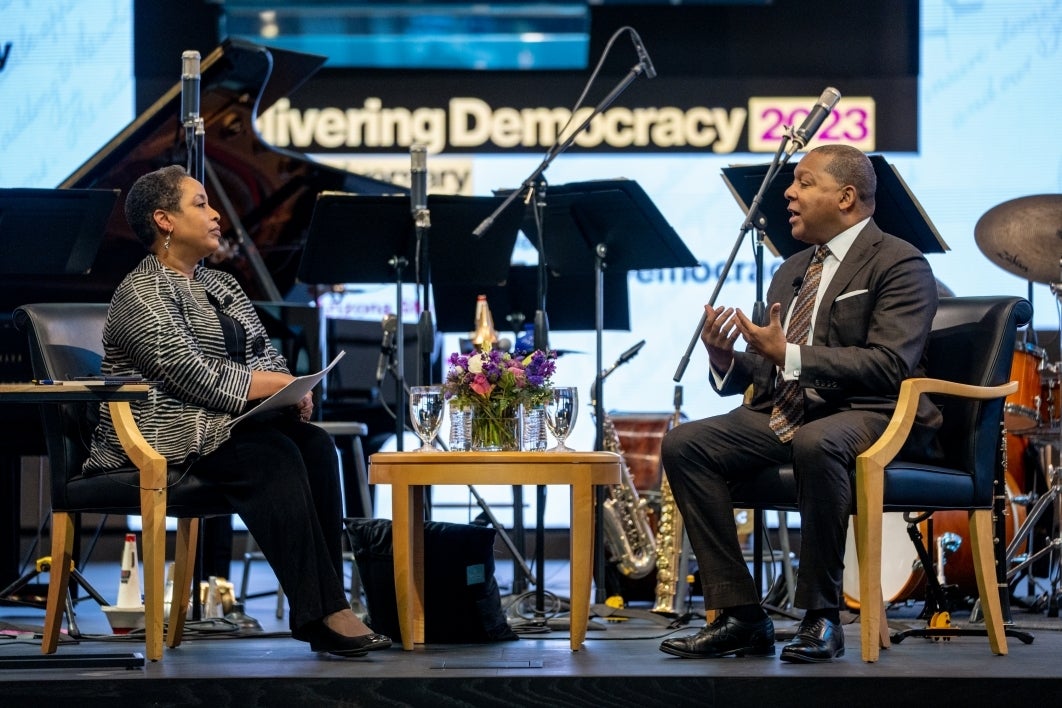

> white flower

[{"left": 467, "top": 353, "right": 485, "bottom": 374}]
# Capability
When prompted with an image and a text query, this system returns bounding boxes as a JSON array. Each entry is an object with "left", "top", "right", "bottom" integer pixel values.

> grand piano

[{"left": 0, "top": 38, "right": 400, "bottom": 588}]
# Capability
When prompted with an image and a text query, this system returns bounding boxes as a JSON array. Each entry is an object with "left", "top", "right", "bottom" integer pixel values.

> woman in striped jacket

[{"left": 84, "top": 164, "right": 391, "bottom": 658}]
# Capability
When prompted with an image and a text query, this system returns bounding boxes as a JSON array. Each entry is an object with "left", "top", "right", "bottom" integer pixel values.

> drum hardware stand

[{"left": 1000, "top": 447, "right": 1062, "bottom": 617}]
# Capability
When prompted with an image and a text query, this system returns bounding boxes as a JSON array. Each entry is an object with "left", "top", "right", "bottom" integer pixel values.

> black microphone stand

[
  {"left": 591, "top": 339, "right": 645, "bottom": 604},
  {"left": 473, "top": 28, "right": 653, "bottom": 618},
  {"left": 180, "top": 50, "right": 210, "bottom": 623},
  {"left": 672, "top": 134, "right": 796, "bottom": 383},
  {"left": 414, "top": 192, "right": 435, "bottom": 388},
  {"left": 474, "top": 28, "right": 654, "bottom": 355},
  {"left": 389, "top": 254, "right": 408, "bottom": 450}
]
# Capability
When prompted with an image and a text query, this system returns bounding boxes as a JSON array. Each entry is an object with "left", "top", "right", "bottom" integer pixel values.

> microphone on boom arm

[{"left": 784, "top": 87, "right": 842, "bottom": 157}]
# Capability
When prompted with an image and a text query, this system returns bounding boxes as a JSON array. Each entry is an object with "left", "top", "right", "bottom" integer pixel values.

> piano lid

[{"left": 59, "top": 37, "right": 402, "bottom": 301}]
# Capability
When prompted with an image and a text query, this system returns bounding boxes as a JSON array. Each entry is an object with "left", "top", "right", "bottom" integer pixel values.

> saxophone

[
  {"left": 652, "top": 387, "right": 688, "bottom": 615},
  {"left": 600, "top": 411, "right": 657, "bottom": 579}
]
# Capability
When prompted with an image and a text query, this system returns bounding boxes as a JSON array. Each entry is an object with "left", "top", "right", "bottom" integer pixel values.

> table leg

[
  {"left": 411, "top": 487, "right": 425, "bottom": 645},
  {"left": 569, "top": 480, "right": 594, "bottom": 650},
  {"left": 391, "top": 481, "right": 420, "bottom": 650}
]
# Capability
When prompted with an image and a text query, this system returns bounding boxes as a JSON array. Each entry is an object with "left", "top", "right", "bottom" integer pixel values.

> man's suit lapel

[{"left": 812, "top": 221, "right": 882, "bottom": 344}]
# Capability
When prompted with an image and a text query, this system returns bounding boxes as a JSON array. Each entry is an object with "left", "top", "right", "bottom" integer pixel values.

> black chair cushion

[{"left": 63, "top": 467, "right": 235, "bottom": 516}]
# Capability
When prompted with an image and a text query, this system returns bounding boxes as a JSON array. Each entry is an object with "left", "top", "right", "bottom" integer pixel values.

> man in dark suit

[{"left": 659, "top": 144, "right": 942, "bottom": 663}]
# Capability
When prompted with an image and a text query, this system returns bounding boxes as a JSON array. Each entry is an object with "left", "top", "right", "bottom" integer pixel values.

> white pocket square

[{"left": 836, "top": 289, "right": 869, "bottom": 302}]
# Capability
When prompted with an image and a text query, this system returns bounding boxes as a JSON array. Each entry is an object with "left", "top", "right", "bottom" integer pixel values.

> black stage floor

[{"left": 2, "top": 558, "right": 1061, "bottom": 707}]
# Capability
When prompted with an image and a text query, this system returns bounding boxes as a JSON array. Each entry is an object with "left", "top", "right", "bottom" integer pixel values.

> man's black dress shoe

[
  {"left": 779, "top": 616, "right": 845, "bottom": 663},
  {"left": 293, "top": 621, "right": 393, "bottom": 657},
  {"left": 660, "top": 613, "right": 775, "bottom": 658}
]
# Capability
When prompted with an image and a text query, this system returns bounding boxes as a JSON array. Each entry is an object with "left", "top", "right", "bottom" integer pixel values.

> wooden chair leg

[
  {"left": 140, "top": 486, "right": 167, "bottom": 661},
  {"left": 168, "top": 517, "right": 199, "bottom": 648},
  {"left": 969, "top": 509, "right": 1008, "bottom": 655},
  {"left": 848, "top": 512, "right": 891, "bottom": 654},
  {"left": 41, "top": 512, "right": 75, "bottom": 655},
  {"left": 855, "top": 460, "right": 886, "bottom": 662}
]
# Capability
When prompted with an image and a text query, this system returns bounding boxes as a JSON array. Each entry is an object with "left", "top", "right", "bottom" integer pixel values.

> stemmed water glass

[
  {"left": 409, "top": 385, "right": 444, "bottom": 452},
  {"left": 545, "top": 386, "right": 578, "bottom": 452}
]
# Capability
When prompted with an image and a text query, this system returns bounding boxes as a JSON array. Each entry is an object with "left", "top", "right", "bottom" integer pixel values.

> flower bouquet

[{"left": 442, "top": 347, "right": 556, "bottom": 451}]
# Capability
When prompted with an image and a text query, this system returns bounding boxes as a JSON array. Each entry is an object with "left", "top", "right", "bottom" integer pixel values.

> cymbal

[{"left": 975, "top": 194, "right": 1062, "bottom": 283}]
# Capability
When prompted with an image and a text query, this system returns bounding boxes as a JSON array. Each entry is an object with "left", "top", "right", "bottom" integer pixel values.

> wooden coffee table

[{"left": 368, "top": 450, "right": 621, "bottom": 651}]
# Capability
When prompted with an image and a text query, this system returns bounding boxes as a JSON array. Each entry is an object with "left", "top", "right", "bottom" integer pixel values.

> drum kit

[
  {"left": 976, "top": 194, "right": 1062, "bottom": 613},
  {"left": 845, "top": 194, "right": 1062, "bottom": 613}
]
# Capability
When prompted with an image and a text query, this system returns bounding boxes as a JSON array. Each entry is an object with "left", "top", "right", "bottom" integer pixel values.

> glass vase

[{"left": 471, "top": 412, "right": 520, "bottom": 452}]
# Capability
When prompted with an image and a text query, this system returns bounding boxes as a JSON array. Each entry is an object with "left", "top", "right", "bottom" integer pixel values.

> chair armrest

[
  {"left": 108, "top": 401, "right": 168, "bottom": 490},
  {"left": 857, "top": 377, "right": 1018, "bottom": 471}
]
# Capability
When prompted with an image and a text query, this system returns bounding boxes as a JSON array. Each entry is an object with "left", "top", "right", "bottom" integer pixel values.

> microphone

[
  {"left": 375, "top": 314, "right": 398, "bottom": 383},
  {"left": 792, "top": 276, "right": 804, "bottom": 292},
  {"left": 410, "top": 144, "right": 429, "bottom": 228},
  {"left": 617, "top": 339, "right": 646, "bottom": 366},
  {"left": 180, "top": 50, "right": 201, "bottom": 126},
  {"left": 784, "top": 87, "right": 841, "bottom": 157},
  {"left": 629, "top": 29, "right": 656, "bottom": 79}
]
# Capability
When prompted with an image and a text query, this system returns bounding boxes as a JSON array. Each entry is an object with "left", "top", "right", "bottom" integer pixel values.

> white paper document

[{"left": 230, "top": 351, "right": 346, "bottom": 426}]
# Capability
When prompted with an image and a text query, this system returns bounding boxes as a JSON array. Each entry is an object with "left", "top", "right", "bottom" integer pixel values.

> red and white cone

[{"left": 117, "top": 533, "right": 143, "bottom": 608}]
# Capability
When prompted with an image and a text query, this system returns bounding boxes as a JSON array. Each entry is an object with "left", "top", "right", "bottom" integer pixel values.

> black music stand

[
  {"left": 299, "top": 192, "right": 522, "bottom": 446},
  {"left": 299, "top": 191, "right": 535, "bottom": 595},
  {"left": 0, "top": 188, "right": 119, "bottom": 275},
  {"left": 299, "top": 193, "right": 414, "bottom": 447},
  {"left": 433, "top": 264, "right": 630, "bottom": 336},
  {"left": 721, "top": 154, "right": 949, "bottom": 258},
  {"left": 298, "top": 193, "right": 522, "bottom": 292},
  {"left": 522, "top": 178, "right": 698, "bottom": 607}
]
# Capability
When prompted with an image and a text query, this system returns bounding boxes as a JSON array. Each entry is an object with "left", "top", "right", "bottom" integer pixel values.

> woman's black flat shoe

[{"left": 300, "top": 622, "right": 392, "bottom": 657}]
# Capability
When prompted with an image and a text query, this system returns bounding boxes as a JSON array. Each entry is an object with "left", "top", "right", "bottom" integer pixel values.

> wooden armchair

[
  {"left": 729, "top": 295, "right": 1031, "bottom": 661},
  {"left": 15, "top": 303, "right": 234, "bottom": 661}
]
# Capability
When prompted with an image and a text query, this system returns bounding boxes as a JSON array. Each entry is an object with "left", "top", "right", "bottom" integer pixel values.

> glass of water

[
  {"left": 545, "top": 386, "right": 578, "bottom": 452},
  {"left": 409, "top": 385, "right": 444, "bottom": 452}
]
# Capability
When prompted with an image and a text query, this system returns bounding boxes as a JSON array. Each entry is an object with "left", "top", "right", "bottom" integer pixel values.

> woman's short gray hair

[{"left": 124, "top": 164, "right": 187, "bottom": 250}]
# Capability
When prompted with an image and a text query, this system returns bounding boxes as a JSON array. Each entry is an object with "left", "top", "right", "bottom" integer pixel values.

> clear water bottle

[
  {"left": 521, "top": 404, "right": 547, "bottom": 451},
  {"left": 449, "top": 405, "right": 472, "bottom": 451}
]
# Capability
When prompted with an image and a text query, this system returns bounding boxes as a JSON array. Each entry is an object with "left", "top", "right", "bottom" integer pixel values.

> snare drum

[{"left": 1005, "top": 343, "right": 1046, "bottom": 432}]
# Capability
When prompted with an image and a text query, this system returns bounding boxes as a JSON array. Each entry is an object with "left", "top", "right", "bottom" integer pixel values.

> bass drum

[{"left": 843, "top": 472, "right": 1025, "bottom": 609}]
